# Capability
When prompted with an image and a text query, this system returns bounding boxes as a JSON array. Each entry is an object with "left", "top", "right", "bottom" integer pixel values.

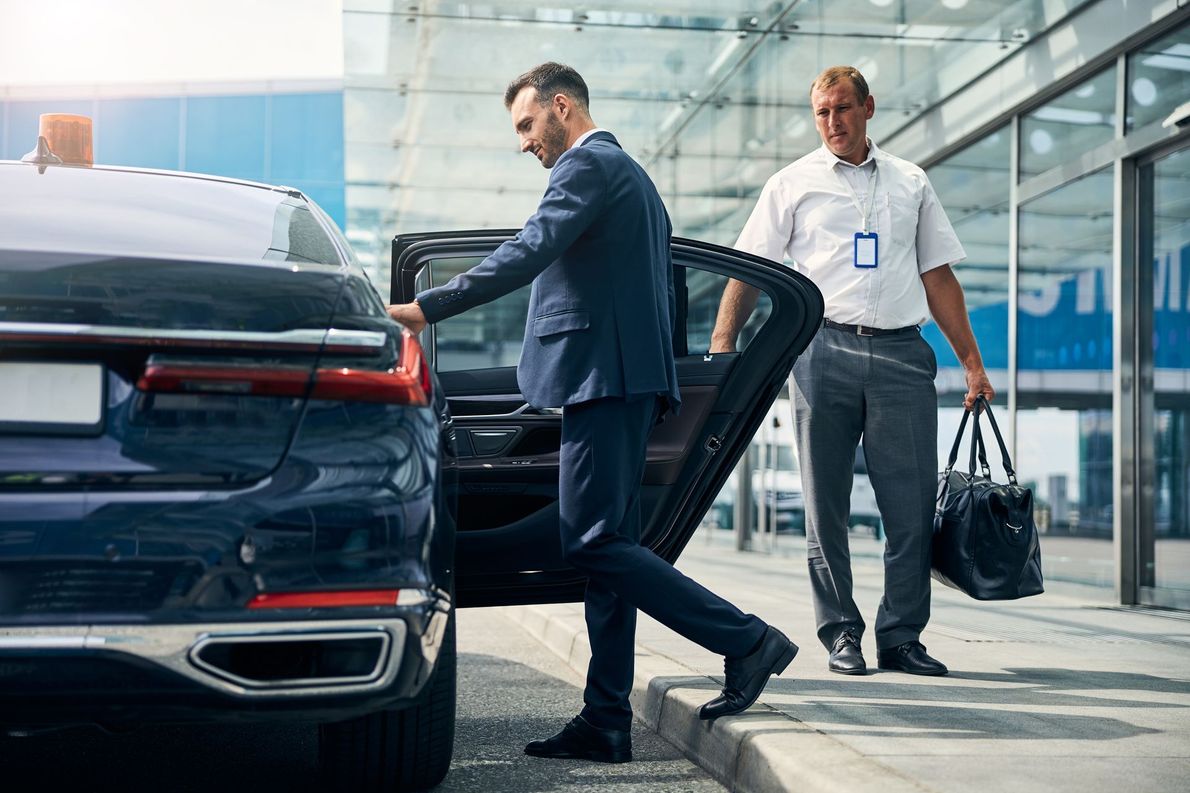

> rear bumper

[{"left": 0, "top": 603, "right": 450, "bottom": 728}]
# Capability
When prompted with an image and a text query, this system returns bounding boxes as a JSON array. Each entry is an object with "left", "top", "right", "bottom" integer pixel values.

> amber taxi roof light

[{"left": 38, "top": 113, "right": 94, "bottom": 166}]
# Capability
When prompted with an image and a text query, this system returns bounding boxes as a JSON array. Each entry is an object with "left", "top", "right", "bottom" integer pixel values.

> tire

[{"left": 319, "top": 611, "right": 456, "bottom": 792}]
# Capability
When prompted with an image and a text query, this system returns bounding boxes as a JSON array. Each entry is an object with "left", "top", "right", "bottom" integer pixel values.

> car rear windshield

[
  {"left": 0, "top": 163, "right": 342, "bottom": 265},
  {"left": 0, "top": 251, "right": 343, "bottom": 332}
]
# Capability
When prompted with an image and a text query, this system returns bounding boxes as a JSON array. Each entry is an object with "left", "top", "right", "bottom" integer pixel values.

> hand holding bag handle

[{"left": 939, "top": 394, "right": 999, "bottom": 480}]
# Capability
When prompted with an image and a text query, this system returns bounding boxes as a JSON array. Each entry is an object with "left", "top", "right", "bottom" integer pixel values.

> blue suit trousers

[{"left": 559, "top": 396, "right": 766, "bottom": 731}]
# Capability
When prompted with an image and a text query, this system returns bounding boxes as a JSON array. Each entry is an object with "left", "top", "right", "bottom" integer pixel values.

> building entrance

[{"left": 1138, "top": 144, "right": 1190, "bottom": 608}]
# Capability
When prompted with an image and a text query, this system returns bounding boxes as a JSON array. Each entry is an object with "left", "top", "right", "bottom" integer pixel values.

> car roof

[{"left": 0, "top": 160, "right": 346, "bottom": 266}]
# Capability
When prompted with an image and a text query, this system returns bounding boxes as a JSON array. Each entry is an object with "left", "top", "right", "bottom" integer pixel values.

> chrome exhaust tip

[{"left": 190, "top": 630, "right": 391, "bottom": 689}]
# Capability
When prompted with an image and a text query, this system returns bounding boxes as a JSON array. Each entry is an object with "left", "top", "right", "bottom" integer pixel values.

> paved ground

[
  {"left": 508, "top": 526, "right": 1190, "bottom": 793},
  {"left": 442, "top": 607, "right": 724, "bottom": 792}
]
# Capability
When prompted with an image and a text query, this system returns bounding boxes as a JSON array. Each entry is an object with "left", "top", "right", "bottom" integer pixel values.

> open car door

[{"left": 392, "top": 231, "right": 823, "bottom": 607}]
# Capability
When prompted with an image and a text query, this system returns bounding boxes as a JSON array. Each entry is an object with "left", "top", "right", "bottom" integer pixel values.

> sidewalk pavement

[{"left": 504, "top": 527, "right": 1190, "bottom": 793}]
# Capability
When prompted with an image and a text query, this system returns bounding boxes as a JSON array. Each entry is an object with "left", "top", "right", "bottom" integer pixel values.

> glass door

[{"left": 1137, "top": 145, "right": 1190, "bottom": 609}]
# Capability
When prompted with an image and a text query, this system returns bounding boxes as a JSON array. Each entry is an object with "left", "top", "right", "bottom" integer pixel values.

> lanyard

[{"left": 835, "top": 162, "right": 879, "bottom": 233}]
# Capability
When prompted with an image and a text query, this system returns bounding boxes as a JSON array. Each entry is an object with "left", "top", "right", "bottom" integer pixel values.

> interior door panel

[{"left": 392, "top": 231, "right": 823, "bottom": 607}]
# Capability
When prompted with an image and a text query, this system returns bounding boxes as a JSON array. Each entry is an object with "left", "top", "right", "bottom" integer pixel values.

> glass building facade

[
  {"left": 917, "top": 12, "right": 1190, "bottom": 606},
  {"left": 342, "top": 0, "right": 1189, "bottom": 608}
]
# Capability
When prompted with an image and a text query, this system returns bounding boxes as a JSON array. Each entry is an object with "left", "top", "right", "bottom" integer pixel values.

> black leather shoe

[
  {"left": 524, "top": 715, "right": 631, "bottom": 763},
  {"left": 877, "top": 641, "right": 948, "bottom": 676},
  {"left": 698, "top": 626, "right": 798, "bottom": 720},
  {"left": 828, "top": 630, "right": 867, "bottom": 675}
]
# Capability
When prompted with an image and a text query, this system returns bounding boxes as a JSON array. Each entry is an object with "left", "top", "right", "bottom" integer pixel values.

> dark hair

[
  {"left": 504, "top": 62, "right": 590, "bottom": 111},
  {"left": 810, "top": 66, "right": 870, "bottom": 103}
]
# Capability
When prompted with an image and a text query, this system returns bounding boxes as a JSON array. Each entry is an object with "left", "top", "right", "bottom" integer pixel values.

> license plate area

[{"left": 0, "top": 362, "right": 105, "bottom": 435}]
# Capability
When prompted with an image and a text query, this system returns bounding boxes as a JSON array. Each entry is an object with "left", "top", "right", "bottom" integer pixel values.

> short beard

[{"left": 539, "top": 111, "right": 568, "bottom": 169}]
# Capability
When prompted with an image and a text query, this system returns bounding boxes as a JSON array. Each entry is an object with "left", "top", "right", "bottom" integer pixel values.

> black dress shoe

[
  {"left": 877, "top": 641, "right": 948, "bottom": 676},
  {"left": 524, "top": 715, "right": 631, "bottom": 763},
  {"left": 698, "top": 626, "right": 798, "bottom": 720},
  {"left": 828, "top": 630, "right": 867, "bottom": 675}
]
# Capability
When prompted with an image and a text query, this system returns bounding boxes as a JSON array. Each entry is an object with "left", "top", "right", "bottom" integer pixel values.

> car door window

[
  {"left": 420, "top": 256, "right": 773, "bottom": 368},
  {"left": 683, "top": 268, "right": 772, "bottom": 354},
  {"left": 422, "top": 256, "right": 531, "bottom": 372}
]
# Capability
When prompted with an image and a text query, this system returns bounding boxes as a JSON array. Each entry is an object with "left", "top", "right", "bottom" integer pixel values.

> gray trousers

[{"left": 790, "top": 324, "right": 938, "bottom": 651}]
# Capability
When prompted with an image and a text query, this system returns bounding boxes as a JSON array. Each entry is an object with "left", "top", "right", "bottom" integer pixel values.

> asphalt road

[{"left": 0, "top": 607, "right": 723, "bottom": 792}]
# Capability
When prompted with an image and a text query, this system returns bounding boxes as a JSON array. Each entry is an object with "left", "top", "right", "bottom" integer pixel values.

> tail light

[
  {"left": 137, "top": 330, "right": 431, "bottom": 406},
  {"left": 307, "top": 332, "right": 432, "bottom": 405}
]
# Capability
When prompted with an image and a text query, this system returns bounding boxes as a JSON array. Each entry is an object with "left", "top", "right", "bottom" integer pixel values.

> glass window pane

[
  {"left": 925, "top": 127, "right": 1010, "bottom": 410},
  {"left": 1127, "top": 22, "right": 1190, "bottom": 132},
  {"left": 685, "top": 267, "right": 772, "bottom": 354},
  {"left": 271, "top": 93, "right": 344, "bottom": 183},
  {"left": 1020, "top": 67, "right": 1117, "bottom": 179},
  {"left": 428, "top": 257, "right": 530, "bottom": 373},
  {"left": 96, "top": 97, "right": 181, "bottom": 170},
  {"left": 1017, "top": 168, "right": 1114, "bottom": 587},
  {"left": 184, "top": 95, "right": 267, "bottom": 183}
]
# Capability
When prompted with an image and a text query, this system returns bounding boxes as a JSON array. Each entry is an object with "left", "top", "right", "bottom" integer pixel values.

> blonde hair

[{"left": 810, "top": 66, "right": 869, "bottom": 102}]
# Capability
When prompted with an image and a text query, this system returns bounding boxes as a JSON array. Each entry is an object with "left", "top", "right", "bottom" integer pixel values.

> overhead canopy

[{"left": 343, "top": 0, "right": 1096, "bottom": 285}]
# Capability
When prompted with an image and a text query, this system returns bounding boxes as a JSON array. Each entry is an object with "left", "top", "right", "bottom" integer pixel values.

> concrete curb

[{"left": 504, "top": 603, "right": 931, "bottom": 793}]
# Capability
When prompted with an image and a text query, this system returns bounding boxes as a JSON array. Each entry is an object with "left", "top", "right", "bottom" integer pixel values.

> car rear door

[{"left": 392, "top": 231, "right": 822, "bottom": 607}]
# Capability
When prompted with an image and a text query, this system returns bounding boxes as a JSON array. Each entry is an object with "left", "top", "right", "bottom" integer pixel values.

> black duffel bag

[{"left": 932, "top": 395, "right": 1044, "bottom": 600}]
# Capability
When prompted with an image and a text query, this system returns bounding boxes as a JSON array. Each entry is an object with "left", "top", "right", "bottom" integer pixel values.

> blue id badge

[{"left": 854, "top": 232, "right": 878, "bottom": 268}]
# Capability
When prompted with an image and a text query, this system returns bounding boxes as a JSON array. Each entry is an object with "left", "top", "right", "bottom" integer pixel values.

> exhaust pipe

[{"left": 190, "top": 630, "right": 390, "bottom": 689}]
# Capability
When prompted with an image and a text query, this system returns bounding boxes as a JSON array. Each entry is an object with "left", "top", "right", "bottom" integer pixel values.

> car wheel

[{"left": 319, "top": 610, "right": 456, "bottom": 792}]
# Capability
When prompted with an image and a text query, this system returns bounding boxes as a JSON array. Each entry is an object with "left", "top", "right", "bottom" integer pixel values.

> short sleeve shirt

[{"left": 734, "top": 139, "right": 965, "bottom": 328}]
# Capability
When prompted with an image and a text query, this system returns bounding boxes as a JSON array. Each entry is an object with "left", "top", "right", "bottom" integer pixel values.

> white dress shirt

[
  {"left": 572, "top": 128, "right": 610, "bottom": 148},
  {"left": 734, "top": 139, "right": 965, "bottom": 328}
]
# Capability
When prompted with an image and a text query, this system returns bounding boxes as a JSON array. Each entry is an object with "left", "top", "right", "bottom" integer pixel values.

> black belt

[{"left": 823, "top": 318, "right": 919, "bottom": 337}]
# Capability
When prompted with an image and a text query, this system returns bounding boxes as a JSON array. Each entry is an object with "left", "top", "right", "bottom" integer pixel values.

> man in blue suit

[{"left": 387, "top": 63, "right": 797, "bottom": 762}]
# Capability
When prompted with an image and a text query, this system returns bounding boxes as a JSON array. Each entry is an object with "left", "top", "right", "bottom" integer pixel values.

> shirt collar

[
  {"left": 572, "top": 128, "right": 609, "bottom": 149},
  {"left": 821, "top": 137, "right": 879, "bottom": 169}
]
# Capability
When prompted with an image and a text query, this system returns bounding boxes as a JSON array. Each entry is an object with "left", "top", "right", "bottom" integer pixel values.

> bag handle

[
  {"left": 973, "top": 395, "right": 1018, "bottom": 485},
  {"left": 943, "top": 395, "right": 1016, "bottom": 484},
  {"left": 943, "top": 406, "right": 972, "bottom": 476},
  {"left": 970, "top": 399, "right": 992, "bottom": 479},
  {"left": 944, "top": 399, "right": 991, "bottom": 478}
]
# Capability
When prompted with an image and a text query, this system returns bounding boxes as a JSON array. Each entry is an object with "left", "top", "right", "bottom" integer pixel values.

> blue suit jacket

[{"left": 417, "top": 131, "right": 682, "bottom": 413}]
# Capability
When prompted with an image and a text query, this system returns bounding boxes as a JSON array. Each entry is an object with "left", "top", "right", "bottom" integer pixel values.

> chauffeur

[
  {"left": 387, "top": 62, "right": 797, "bottom": 763},
  {"left": 710, "top": 66, "right": 994, "bottom": 678}
]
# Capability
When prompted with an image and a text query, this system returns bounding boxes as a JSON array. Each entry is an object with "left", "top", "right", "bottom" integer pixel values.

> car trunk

[{"left": 0, "top": 250, "right": 349, "bottom": 487}]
